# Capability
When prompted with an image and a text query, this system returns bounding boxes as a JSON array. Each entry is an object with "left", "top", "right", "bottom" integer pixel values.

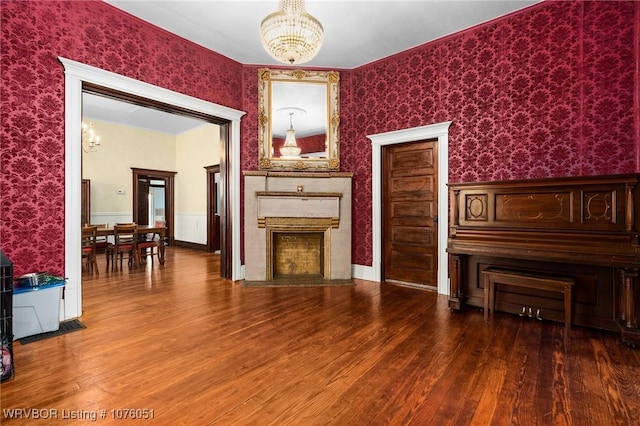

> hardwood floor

[{"left": 2, "top": 247, "right": 639, "bottom": 425}]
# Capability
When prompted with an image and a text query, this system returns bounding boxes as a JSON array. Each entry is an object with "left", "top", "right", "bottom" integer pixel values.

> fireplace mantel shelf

[
  {"left": 256, "top": 191, "right": 342, "bottom": 198},
  {"left": 257, "top": 191, "right": 341, "bottom": 225}
]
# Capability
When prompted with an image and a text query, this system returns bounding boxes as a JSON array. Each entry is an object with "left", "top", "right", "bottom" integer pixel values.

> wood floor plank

[
  {"left": 1, "top": 247, "right": 640, "bottom": 425},
  {"left": 566, "top": 326, "right": 609, "bottom": 426},
  {"left": 459, "top": 315, "right": 518, "bottom": 425},
  {"left": 550, "top": 326, "right": 572, "bottom": 426}
]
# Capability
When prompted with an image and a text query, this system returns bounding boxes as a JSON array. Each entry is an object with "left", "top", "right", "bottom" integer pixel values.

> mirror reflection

[
  {"left": 271, "top": 82, "right": 327, "bottom": 159},
  {"left": 259, "top": 68, "right": 340, "bottom": 170}
]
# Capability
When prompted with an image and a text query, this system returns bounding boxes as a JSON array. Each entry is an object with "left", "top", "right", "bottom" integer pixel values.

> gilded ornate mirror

[{"left": 258, "top": 68, "right": 340, "bottom": 170}]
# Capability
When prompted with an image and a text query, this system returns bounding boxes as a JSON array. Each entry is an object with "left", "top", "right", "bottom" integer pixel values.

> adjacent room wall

[
  {"left": 82, "top": 119, "right": 177, "bottom": 225},
  {"left": 82, "top": 120, "right": 220, "bottom": 245},
  {"left": 175, "top": 124, "right": 220, "bottom": 245}
]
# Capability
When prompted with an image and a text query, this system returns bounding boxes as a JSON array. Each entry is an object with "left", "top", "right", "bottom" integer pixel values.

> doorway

[
  {"left": 132, "top": 168, "right": 176, "bottom": 244},
  {"left": 82, "top": 83, "right": 232, "bottom": 276},
  {"left": 62, "top": 57, "right": 245, "bottom": 319},
  {"left": 382, "top": 140, "right": 438, "bottom": 289},
  {"left": 367, "top": 121, "right": 451, "bottom": 294},
  {"left": 148, "top": 183, "right": 166, "bottom": 226}
]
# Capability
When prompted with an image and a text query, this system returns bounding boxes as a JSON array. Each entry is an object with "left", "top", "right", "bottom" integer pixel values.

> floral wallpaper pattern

[
  {"left": 1, "top": 1, "right": 243, "bottom": 276},
  {"left": 1, "top": 0, "right": 638, "bottom": 274},
  {"left": 341, "top": 0, "right": 637, "bottom": 265}
]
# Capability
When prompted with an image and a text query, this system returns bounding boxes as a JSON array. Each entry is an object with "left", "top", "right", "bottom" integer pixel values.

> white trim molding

[
  {"left": 60, "top": 57, "right": 245, "bottom": 319},
  {"left": 352, "top": 264, "right": 376, "bottom": 282},
  {"left": 367, "top": 121, "right": 452, "bottom": 295}
]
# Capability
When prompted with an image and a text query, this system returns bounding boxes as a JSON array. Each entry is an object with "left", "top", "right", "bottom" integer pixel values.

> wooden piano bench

[{"left": 482, "top": 268, "right": 575, "bottom": 337}]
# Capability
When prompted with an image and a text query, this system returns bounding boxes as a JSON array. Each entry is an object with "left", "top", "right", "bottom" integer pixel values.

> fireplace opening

[{"left": 272, "top": 232, "right": 324, "bottom": 279}]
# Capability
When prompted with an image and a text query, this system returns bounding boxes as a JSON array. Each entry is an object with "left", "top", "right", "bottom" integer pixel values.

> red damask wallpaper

[
  {"left": 1, "top": 0, "right": 638, "bottom": 274},
  {"left": 1, "top": 0, "right": 243, "bottom": 276},
  {"left": 341, "top": 0, "right": 638, "bottom": 265}
]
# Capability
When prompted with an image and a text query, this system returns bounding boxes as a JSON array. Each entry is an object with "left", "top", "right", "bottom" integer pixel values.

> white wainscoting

[{"left": 175, "top": 213, "right": 207, "bottom": 245}]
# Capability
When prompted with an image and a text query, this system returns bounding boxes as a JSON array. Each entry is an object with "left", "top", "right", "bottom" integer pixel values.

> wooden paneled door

[
  {"left": 383, "top": 140, "right": 438, "bottom": 288},
  {"left": 136, "top": 178, "right": 150, "bottom": 226},
  {"left": 205, "top": 165, "right": 221, "bottom": 253},
  {"left": 81, "top": 179, "right": 90, "bottom": 226}
]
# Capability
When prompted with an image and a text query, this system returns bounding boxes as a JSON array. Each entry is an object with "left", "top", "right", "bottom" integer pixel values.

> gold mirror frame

[{"left": 258, "top": 68, "right": 340, "bottom": 171}]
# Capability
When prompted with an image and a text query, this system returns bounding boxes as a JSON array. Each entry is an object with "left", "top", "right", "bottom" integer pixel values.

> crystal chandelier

[
  {"left": 82, "top": 121, "right": 101, "bottom": 153},
  {"left": 280, "top": 112, "right": 301, "bottom": 158},
  {"left": 260, "top": 0, "right": 324, "bottom": 65}
]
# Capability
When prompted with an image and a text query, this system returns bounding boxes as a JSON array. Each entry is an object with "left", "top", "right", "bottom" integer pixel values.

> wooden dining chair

[
  {"left": 137, "top": 220, "right": 165, "bottom": 266},
  {"left": 106, "top": 223, "right": 138, "bottom": 270},
  {"left": 89, "top": 223, "right": 109, "bottom": 253},
  {"left": 81, "top": 225, "right": 99, "bottom": 273}
]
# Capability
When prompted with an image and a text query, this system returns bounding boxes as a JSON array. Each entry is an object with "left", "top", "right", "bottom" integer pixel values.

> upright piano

[{"left": 447, "top": 174, "right": 640, "bottom": 344}]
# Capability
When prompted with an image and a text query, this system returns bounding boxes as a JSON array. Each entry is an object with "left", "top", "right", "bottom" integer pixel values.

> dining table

[{"left": 92, "top": 224, "right": 167, "bottom": 265}]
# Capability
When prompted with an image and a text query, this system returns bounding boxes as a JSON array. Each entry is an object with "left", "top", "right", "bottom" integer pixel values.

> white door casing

[
  {"left": 61, "top": 57, "right": 245, "bottom": 319},
  {"left": 368, "top": 121, "right": 452, "bottom": 295}
]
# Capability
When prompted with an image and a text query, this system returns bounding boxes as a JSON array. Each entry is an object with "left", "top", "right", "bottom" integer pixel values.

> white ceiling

[
  {"left": 86, "top": 0, "right": 541, "bottom": 134},
  {"left": 82, "top": 93, "right": 210, "bottom": 134},
  {"left": 105, "top": 0, "right": 540, "bottom": 69}
]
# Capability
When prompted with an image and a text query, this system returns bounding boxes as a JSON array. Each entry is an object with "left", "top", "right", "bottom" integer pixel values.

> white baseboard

[{"left": 352, "top": 264, "right": 377, "bottom": 282}]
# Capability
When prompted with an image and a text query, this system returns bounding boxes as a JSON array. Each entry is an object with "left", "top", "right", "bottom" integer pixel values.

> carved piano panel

[{"left": 447, "top": 174, "right": 640, "bottom": 344}]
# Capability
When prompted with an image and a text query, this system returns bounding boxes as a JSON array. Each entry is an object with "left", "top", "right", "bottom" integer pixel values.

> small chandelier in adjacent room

[
  {"left": 280, "top": 112, "right": 301, "bottom": 158},
  {"left": 260, "top": 0, "right": 324, "bottom": 65},
  {"left": 81, "top": 121, "right": 101, "bottom": 153}
]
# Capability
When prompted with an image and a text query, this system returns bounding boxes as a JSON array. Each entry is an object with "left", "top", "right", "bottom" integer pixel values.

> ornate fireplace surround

[{"left": 243, "top": 171, "right": 353, "bottom": 283}]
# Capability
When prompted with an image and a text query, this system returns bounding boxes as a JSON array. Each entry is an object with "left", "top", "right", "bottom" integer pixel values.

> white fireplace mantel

[{"left": 243, "top": 171, "right": 352, "bottom": 282}]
